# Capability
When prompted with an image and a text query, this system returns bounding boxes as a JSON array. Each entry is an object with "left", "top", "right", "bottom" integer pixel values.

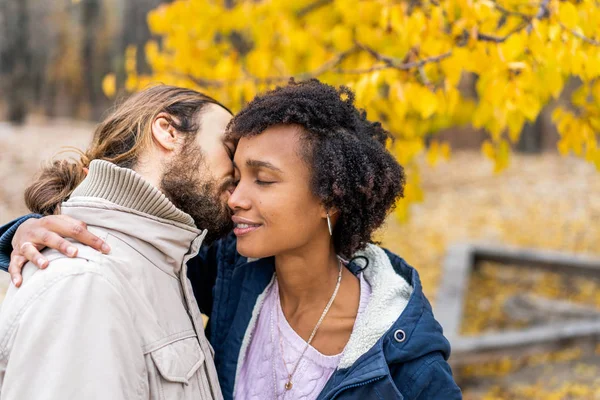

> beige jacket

[{"left": 0, "top": 160, "right": 223, "bottom": 400}]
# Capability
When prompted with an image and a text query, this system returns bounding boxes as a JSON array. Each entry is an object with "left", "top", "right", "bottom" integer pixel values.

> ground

[{"left": 1, "top": 119, "right": 599, "bottom": 398}]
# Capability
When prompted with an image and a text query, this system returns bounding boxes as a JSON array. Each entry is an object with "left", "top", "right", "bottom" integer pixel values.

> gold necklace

[{"left": 272, "top": 258, "right": 343, "bottom": 396}]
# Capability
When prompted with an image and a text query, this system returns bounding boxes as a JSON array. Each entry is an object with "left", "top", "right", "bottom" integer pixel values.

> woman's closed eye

[
  {"left": 255, "top": 179, "right": 276, "bottom": 186},
  {"left": 231, "top": 176, "right": 275, "bottom": 186}
]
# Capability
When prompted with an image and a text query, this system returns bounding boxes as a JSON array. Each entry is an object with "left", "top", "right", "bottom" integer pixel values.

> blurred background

[{"left": 1, "top": 0, "right": 599, "bottom": 398}]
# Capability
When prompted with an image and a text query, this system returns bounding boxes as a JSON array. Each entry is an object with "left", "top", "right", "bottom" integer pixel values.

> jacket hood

[
  {"left": 379, "top": 248, "right": 451, "bottom": 364},
  {"left": 341, "top": 244, "right": 451, "bottom": 368}
]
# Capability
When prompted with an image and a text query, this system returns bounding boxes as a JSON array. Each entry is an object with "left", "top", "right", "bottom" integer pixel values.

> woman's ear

[
  {"left": 321, "top": 206, "right": 340, "bottom": 226},
  {"left": 320, "top": 204, "right": 339, "bottom": 218},
  {"left": 151, "top": 113, "right": 178, "bottom": 153}
]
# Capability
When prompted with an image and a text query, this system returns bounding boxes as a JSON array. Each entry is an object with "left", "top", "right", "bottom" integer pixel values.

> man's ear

[{"left": 151, "top": 113, "right": 178, "bottom": 153}]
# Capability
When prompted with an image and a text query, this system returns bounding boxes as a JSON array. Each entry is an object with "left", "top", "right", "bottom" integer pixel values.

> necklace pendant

[{"left": 285, "top": 380, "right": 293, "bottom": 391}]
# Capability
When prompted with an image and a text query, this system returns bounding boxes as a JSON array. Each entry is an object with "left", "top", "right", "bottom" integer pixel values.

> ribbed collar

[{"left": 71, "top": 160, "right": 195, "bottom": 227}]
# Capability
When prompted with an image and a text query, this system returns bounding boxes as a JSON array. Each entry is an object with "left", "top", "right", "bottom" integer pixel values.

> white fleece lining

[
  {"left": 233, "top": 244, "right": 413, "bottom": 390},
  {"left": 233, "top": 274, "right": 276, "bottom": 396},
  {"left": 338, "top": 244, "right": 413, "bottom": 369}
]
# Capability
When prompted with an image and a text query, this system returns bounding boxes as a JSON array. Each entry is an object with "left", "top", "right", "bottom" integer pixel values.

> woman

[{"left": 1, "top": 80, "right": 461, "bottom": 399}]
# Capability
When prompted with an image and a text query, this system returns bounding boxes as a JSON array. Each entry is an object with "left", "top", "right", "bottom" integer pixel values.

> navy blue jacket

[{"left": 0, "top": 215, "right": 461, "bottom": 399}]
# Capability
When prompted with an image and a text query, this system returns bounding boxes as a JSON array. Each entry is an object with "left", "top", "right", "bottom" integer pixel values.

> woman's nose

[{"left": 227, "top": 182, "right": 251, "bottom": 211}]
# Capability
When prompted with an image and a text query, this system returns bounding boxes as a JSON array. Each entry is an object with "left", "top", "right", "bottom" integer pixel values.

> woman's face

[{"left": 228, "top": 125, "right": 328, "bottom": 258}]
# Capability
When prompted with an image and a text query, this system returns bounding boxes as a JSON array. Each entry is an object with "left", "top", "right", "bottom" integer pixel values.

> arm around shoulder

[{"left": 0, "top": 214, "right": 42, "bottom": 271}]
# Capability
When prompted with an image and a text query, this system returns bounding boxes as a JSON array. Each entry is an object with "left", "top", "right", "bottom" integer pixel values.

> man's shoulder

[
  {"left": 0, "top": 255, "right": 128, "bottom": 355},
  {"left": 3, "top": 253, "right": 122, "bottom": 311},
  {"left": 0, "top": 245, "right": 129, "bottom": 318},
  {"left": 26, "top": 242, "right": 119, "bottom": 282}
]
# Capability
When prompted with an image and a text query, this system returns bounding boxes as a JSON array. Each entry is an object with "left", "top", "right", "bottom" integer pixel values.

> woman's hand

[{"left": 9, "top": 215, "right": 110, "bottom": 287}]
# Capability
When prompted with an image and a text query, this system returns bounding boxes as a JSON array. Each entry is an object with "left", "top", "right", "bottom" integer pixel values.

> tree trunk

[
  {"left": 1, "top": 0, "right": 31, "bottom": 124},
  {"left": 517, "top": 119, "right": 543, "bottom": 153},
  {"left": 81, "top": 0, "right": 101, "bottom": 118},
  {"left": 122, "top": 0, "right": 166, "bottom": 76}
]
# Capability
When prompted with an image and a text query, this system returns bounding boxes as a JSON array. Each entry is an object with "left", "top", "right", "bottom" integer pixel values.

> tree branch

[
  {"left": 186, "top": 46, "right": 360, "bottom": 87},
  {"left": 561, "top": 23, "right": 600, "bottom": 46},
  {"left": 243, "top": 47, "right": 360, "bottom": 84},
  {"left": 476, "top": 22, "right": 530, "bottom": 43},
  {"left": 335, "top": 65, "right": 393, "bottom": 75},
  {"left": 476, "top": 32, "right": 511, "bottom": 43},
  {"left": 534, "top": 0, "right": 550, "bottom": 20},
  {"left": 491, "top": 1, "right": 534, "bottom": 20},
  {"left": 185, "top": 75, "right": 226, "bottom": 88},
  {"left": 395, "top": 51, "right": 453, "bottom": 70},
  {"left": 336, "top": 51, "right": 452, "bottom": 75},
  {"left": 418, "top": 64, "right": 432, "bottom": 87},
  {"left": 355, "top": 42, "right": 398, "bottom": 67},
  {"left": 297, "top": 0, "right": 333, "bottom": 18},
  {"left": 476, "top": 0, "right": 549, "bottom": 39},
  {"left": 526, "top": 0, "right": 550, "bottom": 33},
  {"left": 299, "top": 46, "right": 360, "bottom": 77}
]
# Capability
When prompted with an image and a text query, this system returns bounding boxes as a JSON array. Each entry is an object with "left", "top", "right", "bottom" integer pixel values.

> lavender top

[{"left": 235, "top": 273, "right": 372, "bottom": 400}]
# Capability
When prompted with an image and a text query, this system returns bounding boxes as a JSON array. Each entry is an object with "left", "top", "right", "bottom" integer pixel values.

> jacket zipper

[{"left": 327, "top": 376, "right": 385, "bottom": 400}]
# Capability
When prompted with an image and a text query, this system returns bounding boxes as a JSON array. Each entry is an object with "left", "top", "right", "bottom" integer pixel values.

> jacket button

[{"left": 394, "top": 329, "right": 406, "bottom": 343}]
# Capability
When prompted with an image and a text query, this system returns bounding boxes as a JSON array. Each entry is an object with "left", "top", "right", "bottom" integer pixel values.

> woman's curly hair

[{"left": 227, "top": 79, "right": 406, "bottom": 258}]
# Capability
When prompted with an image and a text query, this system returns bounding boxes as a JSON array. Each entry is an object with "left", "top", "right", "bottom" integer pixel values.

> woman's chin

[{"left": 236, "top": 242, "right": 272, "bottom": 259}]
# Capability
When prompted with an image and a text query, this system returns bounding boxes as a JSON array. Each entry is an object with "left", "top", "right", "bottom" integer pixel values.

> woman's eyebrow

[{"left": 245, "top": 159, "right": 284, "bottom": 173}]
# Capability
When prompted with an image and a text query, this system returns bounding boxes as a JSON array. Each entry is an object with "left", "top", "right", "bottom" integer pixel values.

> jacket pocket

[{"left": 147, "top": 336, "right": 215, "bottom": 400}]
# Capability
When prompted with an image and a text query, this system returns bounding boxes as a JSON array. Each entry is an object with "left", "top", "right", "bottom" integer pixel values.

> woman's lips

[
  {"left": 232, "top": 216, "right": 262, "bottom": 236},
  {"left": 233, "top": 223, "right": 261, "bottom": 236}
]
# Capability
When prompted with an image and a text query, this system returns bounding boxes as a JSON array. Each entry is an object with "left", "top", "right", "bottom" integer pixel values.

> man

[{"left": 0, "top": 85, "right": 235, "bottom": 399}]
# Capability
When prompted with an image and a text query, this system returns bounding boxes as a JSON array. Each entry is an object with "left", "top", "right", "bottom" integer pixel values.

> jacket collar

[
  {"left": 62, "top": 160, "right": 206, "bottom": 275},
  {"left": 71, "top": 159, "right": 195, "bottom": 226}
]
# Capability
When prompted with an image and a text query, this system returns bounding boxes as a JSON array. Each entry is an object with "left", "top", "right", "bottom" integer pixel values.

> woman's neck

[
  {"left": 273, "top": 238, "right": 361, "bottom": 354},
  {"left": 274, "top": 240, "right": 341, "bottom": 317}
]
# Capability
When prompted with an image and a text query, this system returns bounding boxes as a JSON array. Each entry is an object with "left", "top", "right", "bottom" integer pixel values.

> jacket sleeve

[
  {"left": 0, "top": 214, "right": 42, "bottom": 272},
  {"left": 409, "top": 356, "right": 463, "bottom": 400},
  {"left": 0, "top": 264, "right": 146, "bottom": 400}
]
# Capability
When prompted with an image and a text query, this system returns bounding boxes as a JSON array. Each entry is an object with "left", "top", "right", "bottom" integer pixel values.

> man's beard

[{"left": 160, "top": 143, "right": 233, "bottom": 244}]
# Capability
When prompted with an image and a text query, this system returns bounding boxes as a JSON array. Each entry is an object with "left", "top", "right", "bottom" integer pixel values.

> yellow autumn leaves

[{"left": 105, "top": 0, "right": 600, "bottom": 219}]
